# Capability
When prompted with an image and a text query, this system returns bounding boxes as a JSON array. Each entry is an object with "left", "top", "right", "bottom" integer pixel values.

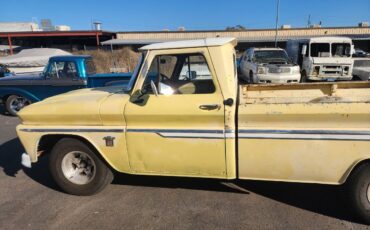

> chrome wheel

[
  {"left": 367, "top": 184, "right": 370, "bottom": 203},
  {"left": 61, "top": 151, "right": 96, "bottom": 185},
  {"left": 9, "top": 96, "right": 30, "bottom": 113}
]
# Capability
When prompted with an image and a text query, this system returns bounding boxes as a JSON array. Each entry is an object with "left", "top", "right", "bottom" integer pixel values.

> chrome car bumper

[{"left": 21, "top": 152, "right": 32, "bottom": 168}]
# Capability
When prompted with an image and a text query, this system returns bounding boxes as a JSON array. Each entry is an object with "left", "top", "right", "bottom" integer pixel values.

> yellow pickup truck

[{"left": 16, "top": 38, "right": 370, "bottom": 223}]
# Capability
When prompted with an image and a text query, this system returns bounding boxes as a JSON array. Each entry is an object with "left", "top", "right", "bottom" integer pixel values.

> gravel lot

[{"left": 0, "top": 107, "right": 368, "bottom": 229}]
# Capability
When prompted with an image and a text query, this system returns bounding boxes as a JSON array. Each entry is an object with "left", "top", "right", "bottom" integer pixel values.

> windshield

[
  {"left": 124, "top": 52, "right": 145, "bottom": 91},
  {"left": 332, "top": 43, "right": 351, "bottom": 57},
  {"left": 310, "top": 43, "right": 330, "bottom": 57},
  {"left": 253, "top": 50, "right": 289, "bottom": 64}
]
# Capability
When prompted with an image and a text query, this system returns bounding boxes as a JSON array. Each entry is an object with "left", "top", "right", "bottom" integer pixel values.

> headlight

[
  {"left": 257, "top": 67, "right": 266, "bottom": 74},
  {"left": 292, "top": 67, "right": 300, "bottom": 74},
  {"left": 312, "top": 66, "right": 320, "bottom": 75}
]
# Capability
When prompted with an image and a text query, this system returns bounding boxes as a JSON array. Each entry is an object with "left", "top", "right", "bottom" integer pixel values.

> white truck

[
  {"left": 239, "top": 47, "right": 301, "bottom": 83},
  {"left": 286, "top": 37, "right": 354, "bottom": 82}
]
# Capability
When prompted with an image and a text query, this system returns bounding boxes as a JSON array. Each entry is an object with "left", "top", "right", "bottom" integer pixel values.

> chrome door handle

[{"left": 199, "top": 104, "right": 221, "bottom": 110}]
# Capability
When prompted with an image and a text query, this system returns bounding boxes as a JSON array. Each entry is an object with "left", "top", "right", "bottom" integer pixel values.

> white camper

[{"left": 286, "top": 37, "right": 354, "bottom": 82}]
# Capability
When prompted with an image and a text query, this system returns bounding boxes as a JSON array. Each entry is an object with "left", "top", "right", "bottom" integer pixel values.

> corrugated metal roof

[{"left": 102, "top": 34, "right": 370, "bottom": 46}]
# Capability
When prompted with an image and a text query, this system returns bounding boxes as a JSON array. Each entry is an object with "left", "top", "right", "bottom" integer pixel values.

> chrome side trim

[
  {"left": 127, "top": 129, "right": 224, "bottom": 134},
  {"left": 238, "top": 129, "right": 370, "bottom": 141},
  {"left": 127, "top": 128, "right": 235, "bottom": 139},
  {"left": 19, "top": 128, "right": 125, "bottom": 133},
  {"left": 238, "top": 129, "right": 370, "bottom": 135}
]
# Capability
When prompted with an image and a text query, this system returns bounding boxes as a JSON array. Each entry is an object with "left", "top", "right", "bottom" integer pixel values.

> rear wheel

[
  {"left": 347, "top": 163, "right": 370, "bottom": 224},
  {"left": 49, "top": 138, "right": 114, "bottom": 196},
  {"left": 5, "top": 95, "right": 31, "bottom": 116}
]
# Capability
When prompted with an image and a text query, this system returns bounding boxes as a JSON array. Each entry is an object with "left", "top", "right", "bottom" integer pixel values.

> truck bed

[
  {"left": 237, "top": 81, "right": 370, "bottom": 184},
  {"left": 239, "top": 81, "right": 370, "bottom": 104}
]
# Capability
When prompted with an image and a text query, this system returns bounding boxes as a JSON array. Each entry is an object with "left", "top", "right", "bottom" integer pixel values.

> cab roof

[
  {"left": 49, "top": 55, "right": 92, "bottom": 61},
  {"left": 139, "top": 37, "right": 237, "bottom": 50}
]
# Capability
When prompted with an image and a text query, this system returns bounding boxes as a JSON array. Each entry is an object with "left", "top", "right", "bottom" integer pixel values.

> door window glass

[
  {"left": 49, "top": 61, "right": 78, "bottom": 79},
  {"left": 143, "top": 54, "right": 215, "bottom": 95}
]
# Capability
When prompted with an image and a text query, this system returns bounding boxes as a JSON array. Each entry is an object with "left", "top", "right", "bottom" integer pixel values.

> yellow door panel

[{"left": 124, "top": 49, "right": 227, "bottom": 177}]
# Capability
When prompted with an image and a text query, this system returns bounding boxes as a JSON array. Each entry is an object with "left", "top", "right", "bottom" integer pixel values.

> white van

[{"left": 286, "top": 37, "right": 354, "bottom": 82}]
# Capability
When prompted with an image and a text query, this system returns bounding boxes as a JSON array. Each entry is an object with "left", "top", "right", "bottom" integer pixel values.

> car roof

[
  {"left": 49, "top": 55, "right": 92, "bottom": 61},
  {"left": 139, "top": 37, "right": 237, "bottom": 50}
]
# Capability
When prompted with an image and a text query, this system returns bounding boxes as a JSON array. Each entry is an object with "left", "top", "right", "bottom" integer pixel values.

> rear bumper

[{"left": 256, "top": 73, "right": 301, "bottom": 83}]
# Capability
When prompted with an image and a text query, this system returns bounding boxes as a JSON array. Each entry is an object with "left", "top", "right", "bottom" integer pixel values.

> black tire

[
  {"left": 5, "top": 95, "right": 31, "bottom": 116},
  {"left": 300, "top": 71, "right": 308, "bottom": 83},
  {"left": 347, "top": 163, "right": 370, "bottom": 224},
  {"left": 49, "top": 138, "right": 114, "bottom": 196},
  {"left": 249, "top": 71, "right": 254, "bottom": 84}
]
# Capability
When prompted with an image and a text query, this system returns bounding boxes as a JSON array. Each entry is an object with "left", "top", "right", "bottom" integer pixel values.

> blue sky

[{"left": 1, "top": 0, "right": 369, "bottom": 31}]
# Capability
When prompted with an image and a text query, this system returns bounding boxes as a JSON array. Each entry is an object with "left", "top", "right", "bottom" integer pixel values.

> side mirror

[
  {"left": 351, "top": 45, "right": 355, "bottom": 55},
  {"left": 301, "top": 45, "right": 307, "bottom": 56},
  {"left": 150, "top": 80, "right": 158, "bottom": 96}
]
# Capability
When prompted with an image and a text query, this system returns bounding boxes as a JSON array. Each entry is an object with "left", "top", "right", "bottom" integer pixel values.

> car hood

[
  {"left": 18, "top": 86, "right": 130, "bottom": 126},
  {"left": 0, "top": 74, "right": 42, "bottom": 83}
]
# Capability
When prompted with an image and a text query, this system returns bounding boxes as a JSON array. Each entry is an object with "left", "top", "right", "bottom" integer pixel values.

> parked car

[
  {"left": 0, "top": 64, "right": 10, "bottom": 78},
  {"left": 286, "top": 37, "right": 354, "bottom": 82},
  {"left": 239, "top": 48, "right": 300, "bottom": 83},
  {"left": 352, "top": 58, "right": 370, "bottom": 81},
  {"left": 17, "top": 38, "right": 370, "bottom": 224},
  {"left": 353, "top": 48, "right": 369, "bottom": 58},
  {"left": 0, "top": 55, "right": 132, "bottom": 115}
]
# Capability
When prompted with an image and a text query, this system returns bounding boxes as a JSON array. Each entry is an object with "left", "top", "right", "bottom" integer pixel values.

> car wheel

[
  {"left": 347, "top": 163, "right": 370, "bottom": 224},
  {"left": 300, "top": 71, "right": 308, "bottom": 83},
  {"left": 5, "top": 95, "right": 31, "bottom": 116},
  {"left": 49, "top": 138, "right": 114, "bottom": 196}
]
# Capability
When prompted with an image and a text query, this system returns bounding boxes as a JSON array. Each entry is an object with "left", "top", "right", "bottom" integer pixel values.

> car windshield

[
  {"left": 332, "top": 43, "right": 351, "bottom": 57},
  {"left": 310, "top": 43, "right": 330, "bottom": 57},
  {"left": 123, "top": 52, "right": 145, "bottom": 92},
  {"left": 253, "top": 50, "right": 289, "bottom": 64}
]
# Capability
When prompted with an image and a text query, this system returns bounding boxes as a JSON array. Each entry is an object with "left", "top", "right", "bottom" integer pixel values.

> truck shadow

[
  {"left": 0, "top": 137, "right": 362, "bottom": 224},
  {"left": 0, "top": 138, "right": 60, "bottom": 190}
]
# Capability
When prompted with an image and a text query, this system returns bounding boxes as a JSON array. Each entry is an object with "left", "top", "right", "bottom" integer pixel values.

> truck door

[
  {"left": 36, "top": 60, "right": 85, "bottom": 100},
  {"left": 124, "top": 51, "right": 227, "bottom": 178}
]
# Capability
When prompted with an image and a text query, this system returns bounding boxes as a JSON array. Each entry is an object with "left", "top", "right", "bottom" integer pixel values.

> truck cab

[{"left": 286, "top": 37, "right": 354, "bottom": 82}]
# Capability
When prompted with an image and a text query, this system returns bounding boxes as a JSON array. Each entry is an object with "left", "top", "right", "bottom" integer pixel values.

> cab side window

[
  {"left": 48, "top": 61, "right": 78, "bottom": 79},
  {"left": 143, "top": 53, "right": 215, "bottom": 95}
]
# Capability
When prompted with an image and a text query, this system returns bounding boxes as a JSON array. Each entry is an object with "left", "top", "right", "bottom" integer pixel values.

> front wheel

[
  {"left": 249, "top": 71, "right": 254, "bottom": 84},
  {"left": 300, "top": 71, "right": 308, "bottom": 83},
  {"left": 49, "top": 138, "right": 114, "bottom": 196},
  {"left": 5, "top": 95, "right": 31, "bottom": 116},
  {"left": 347, "top": 163, "right": 370, "bottom": 224}
]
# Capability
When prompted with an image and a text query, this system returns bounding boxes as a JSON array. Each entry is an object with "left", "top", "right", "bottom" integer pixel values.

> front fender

[{"left": 0, "top": 87, "right": 40, "bottom": 102}]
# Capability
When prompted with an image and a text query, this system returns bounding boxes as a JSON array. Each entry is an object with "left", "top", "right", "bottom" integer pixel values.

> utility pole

[{"left": 274, "top": 0, "right": 280, "bottom": 47}]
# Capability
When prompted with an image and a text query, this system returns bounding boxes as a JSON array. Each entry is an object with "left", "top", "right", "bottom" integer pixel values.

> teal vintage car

[{"left": 0, "top": 55, "right": 132, "bottom": 115}]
